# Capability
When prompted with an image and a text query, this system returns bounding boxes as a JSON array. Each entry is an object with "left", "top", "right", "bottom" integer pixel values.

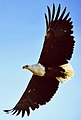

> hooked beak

[{"left": 22, "top": 65, "right": 28, "bottom": 69}]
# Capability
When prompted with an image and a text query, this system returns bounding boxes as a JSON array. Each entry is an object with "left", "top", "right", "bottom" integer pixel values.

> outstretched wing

[
  {"left": 4, "top": 4, "right": 75, "bottom": 117},
  {"left": 4, "top": 75, "right": 59, "bottom": 117},
  {"left": 39, "top": 4, "right": 75, "bottom": 67}
]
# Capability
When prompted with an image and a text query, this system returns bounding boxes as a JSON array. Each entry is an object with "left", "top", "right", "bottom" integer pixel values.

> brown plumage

[{"left": 4, "top": 3, "right": 75, "bottom": 117}]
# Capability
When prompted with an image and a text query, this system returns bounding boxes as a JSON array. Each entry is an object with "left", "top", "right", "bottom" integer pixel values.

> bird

[{"left": 4, "top": 3, "right": 75, "bottom": 117}]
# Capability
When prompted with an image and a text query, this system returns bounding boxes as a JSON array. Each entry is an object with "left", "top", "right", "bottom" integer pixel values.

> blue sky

[{"left": 0, "top": 0, "right": 81, "bottom": 120}]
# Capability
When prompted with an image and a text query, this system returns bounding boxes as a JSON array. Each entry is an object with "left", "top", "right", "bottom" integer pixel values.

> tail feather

[{"left": 56, "top": 63, "right": 74, "bottom": 83}]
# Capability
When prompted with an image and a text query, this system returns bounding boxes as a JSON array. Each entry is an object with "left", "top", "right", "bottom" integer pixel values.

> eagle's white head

[{"left": 22, "top": 63, "right": 45, "bottom": 76}]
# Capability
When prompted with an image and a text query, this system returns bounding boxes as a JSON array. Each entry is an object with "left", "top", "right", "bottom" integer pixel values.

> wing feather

[
  {"left": 52, "top": 4, "right": 55, "bottom": 21},
  {"left": 63, "top": 12, "right": 70, "bottom": 20},
  {"left": 47, "top": 6, "right": 51, "bottom": 24},
  {"left": 44, "top": 13, "right": 49, "bottom": 31},
  {"left": 59, "top": 7, "right": 66, "bottom": 20},
  {"left": 55, "top": 4, "right": 61, "bottom": 20},
  {"left": 16, "top": 110, "right": 21, "bottom": 116}
]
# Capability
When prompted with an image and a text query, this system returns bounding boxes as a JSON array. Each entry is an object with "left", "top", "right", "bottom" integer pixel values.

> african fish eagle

[{"left": 4, "top": 3, "right": 75, "bottom": 117}]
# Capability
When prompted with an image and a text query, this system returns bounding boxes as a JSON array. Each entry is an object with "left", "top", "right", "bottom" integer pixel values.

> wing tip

[
  {"left": 45, "top": 3, "right": 71, "bottom": 32},
  {"left": 4, "top": 109, "right": 14, "bottom": 114},
  {"left": 4, "top": 108, "right": 30, "bottom": 117}
]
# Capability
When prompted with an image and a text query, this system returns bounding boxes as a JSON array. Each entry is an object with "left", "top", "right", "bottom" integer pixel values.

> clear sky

[{"left": 0, "top": 0, "right": 81, "bottom": 120}]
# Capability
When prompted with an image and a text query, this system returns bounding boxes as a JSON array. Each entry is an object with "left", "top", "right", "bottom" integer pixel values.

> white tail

[{"left": 56, "top": 63, "right": 74, "bottom": 83}]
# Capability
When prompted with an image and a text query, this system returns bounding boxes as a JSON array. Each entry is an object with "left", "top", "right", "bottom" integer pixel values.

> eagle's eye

[{"left": 26, "top": 65, "right": 28, "bottom": 67}]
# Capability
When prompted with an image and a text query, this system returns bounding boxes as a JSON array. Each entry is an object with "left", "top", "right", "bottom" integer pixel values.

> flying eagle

[{"left": 4, "top": 3, "right": 75, "bottom": 117}]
